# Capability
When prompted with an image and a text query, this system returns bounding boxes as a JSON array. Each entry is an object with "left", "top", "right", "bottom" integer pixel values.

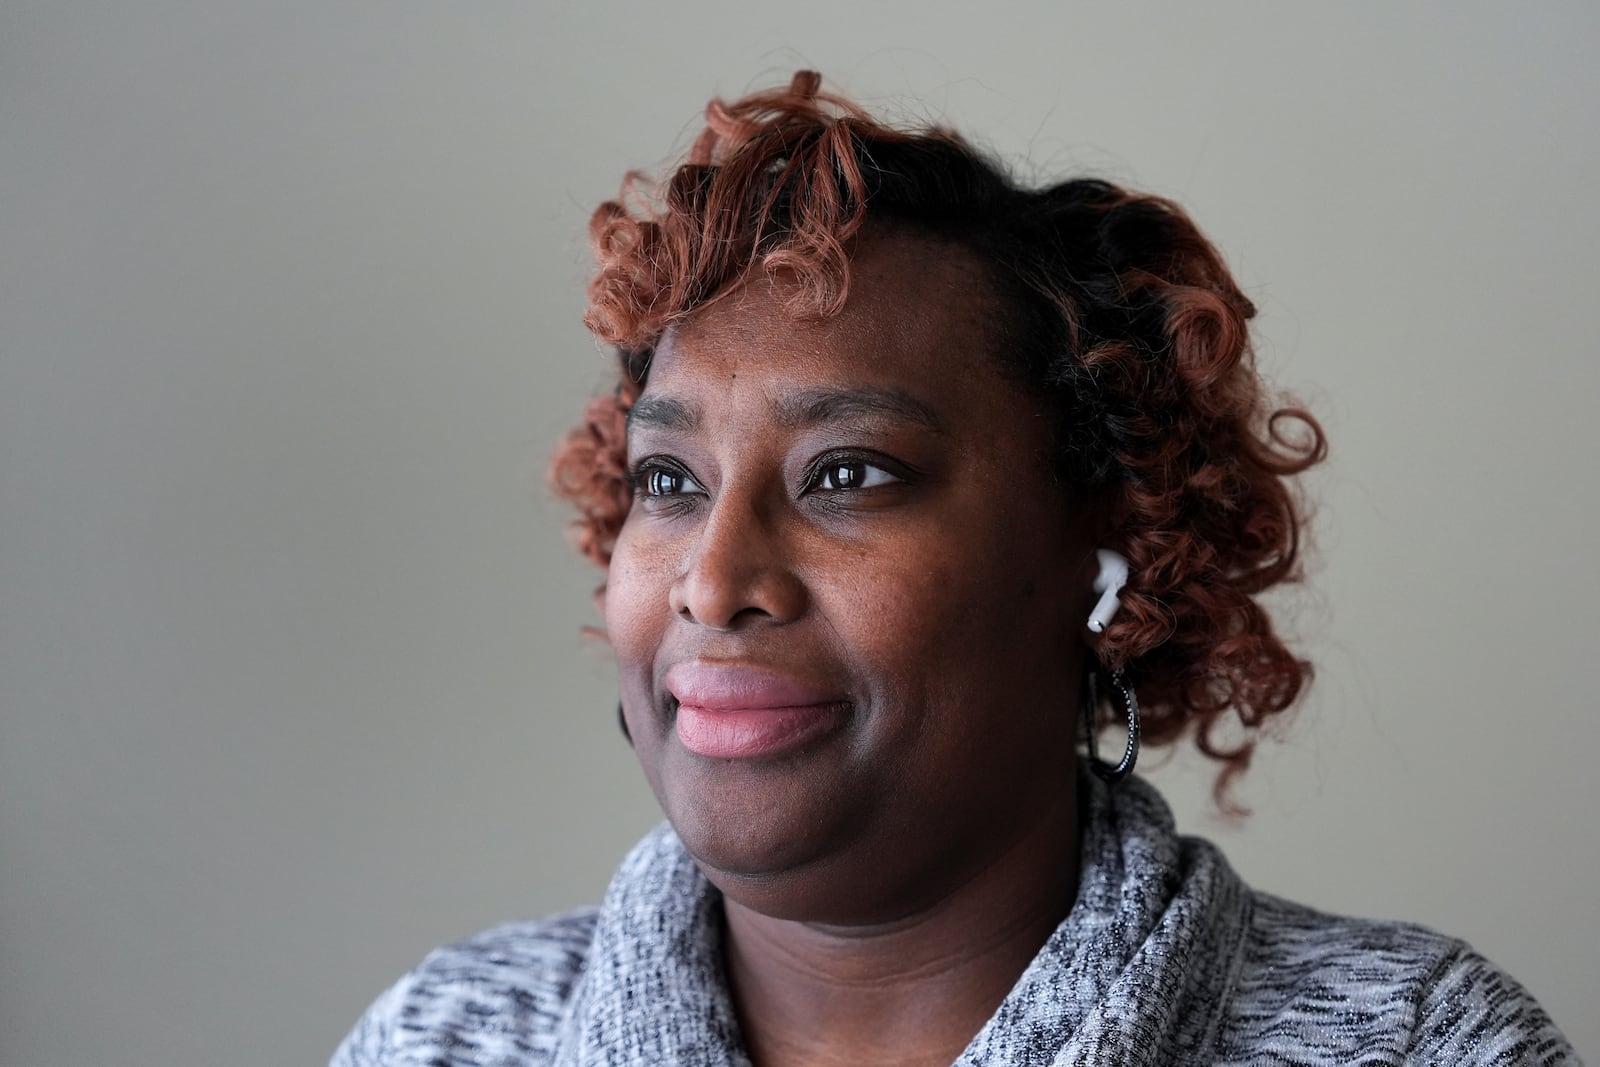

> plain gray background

[{"left": 3, "top": 3, "right": 1596, "bottom": 1064}]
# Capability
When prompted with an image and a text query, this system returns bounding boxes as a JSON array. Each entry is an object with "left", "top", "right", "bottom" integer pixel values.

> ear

[{"left": 1069, "top": 478, "right": 1124, "bottom": 537}]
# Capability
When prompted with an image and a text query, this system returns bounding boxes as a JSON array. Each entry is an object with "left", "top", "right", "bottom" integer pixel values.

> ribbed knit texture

[{"left": 332, "top": 775, "right": 1578, "bottom": 1065}]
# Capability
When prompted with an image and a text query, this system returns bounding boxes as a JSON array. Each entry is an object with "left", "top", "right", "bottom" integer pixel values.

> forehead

[{"left": 648, "top": 232, "right": 1008, "bottom": 402}]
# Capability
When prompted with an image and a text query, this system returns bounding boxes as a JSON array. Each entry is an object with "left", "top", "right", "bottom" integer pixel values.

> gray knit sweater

[{"left": 332, "top": 775, "right": 1577, "bottom": 1065}]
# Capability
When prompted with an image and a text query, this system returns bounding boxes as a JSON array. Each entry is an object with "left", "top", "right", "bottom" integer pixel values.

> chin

[{"left": 658, "top": 766, "right": 873, "bottom": 913}]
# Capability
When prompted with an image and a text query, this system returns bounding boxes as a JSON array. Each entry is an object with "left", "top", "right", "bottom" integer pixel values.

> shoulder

[
  {"left": 1215, "top": 892, "right": 1576, "bottom": 1065},
  {"left": 330, "top": 908, "right": 599, "bottom": 1067},
  {"left": 1405, "top": 941, "right": 1576, "bottom": 1066}
]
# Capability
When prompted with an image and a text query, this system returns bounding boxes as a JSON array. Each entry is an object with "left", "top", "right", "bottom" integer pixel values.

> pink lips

[{"left": 666, "top": 662, "right": 850, "bottom": 759}]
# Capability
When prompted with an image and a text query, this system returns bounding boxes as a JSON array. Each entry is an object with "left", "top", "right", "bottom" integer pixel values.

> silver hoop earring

[{"left": 1084, "top": 667, "right": 1140, "bottom": 783}]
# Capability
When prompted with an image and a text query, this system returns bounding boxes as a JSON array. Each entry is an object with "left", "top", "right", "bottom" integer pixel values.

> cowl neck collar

[{"left": 552, "top": 774, "right": 1249, "bottom": 1067}]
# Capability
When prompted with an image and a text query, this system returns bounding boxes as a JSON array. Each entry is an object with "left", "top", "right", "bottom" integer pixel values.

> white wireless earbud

[{"left": 1087, "top": 548, "right": 1130, "bottom": 634}]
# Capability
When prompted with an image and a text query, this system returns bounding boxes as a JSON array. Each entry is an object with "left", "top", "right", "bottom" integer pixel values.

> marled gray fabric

[{"left": 332, "top": 775, "right": 1578, "bottom": 1065}]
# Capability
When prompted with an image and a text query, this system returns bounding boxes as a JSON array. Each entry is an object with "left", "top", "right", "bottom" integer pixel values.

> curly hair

[{"left": 550, "top": 71, "right": 1327, "bottom": 807}]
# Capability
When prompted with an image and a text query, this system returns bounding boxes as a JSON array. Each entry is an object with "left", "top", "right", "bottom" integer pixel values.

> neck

[{"left": 722, "top": 789, "right": 1081, "bottom": 1067}]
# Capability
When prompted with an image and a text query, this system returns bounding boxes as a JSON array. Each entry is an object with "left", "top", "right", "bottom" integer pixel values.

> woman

[{"left": 334, "top": 72, "right": 1575, "bottom": 1066}]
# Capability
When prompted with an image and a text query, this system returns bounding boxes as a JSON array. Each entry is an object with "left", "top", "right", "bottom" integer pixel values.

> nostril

[{"left": 667, "top": 507, "right": 806, "bottom": 629}]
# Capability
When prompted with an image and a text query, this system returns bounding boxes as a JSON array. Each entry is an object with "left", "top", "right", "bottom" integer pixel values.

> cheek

[
  {"left": 603, "top": 527, "right": 674, "bottom": 680},
  {"left": 604, "top": 530, "right": 677, "bottom": 798},
  {"left": 814, "top": 519, "right": 1060, "bottom": 683}
]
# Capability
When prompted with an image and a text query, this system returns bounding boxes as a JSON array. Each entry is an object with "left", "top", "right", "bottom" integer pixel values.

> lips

[{"left": 665, "top": 661, "right": 850, "bottom": 759}]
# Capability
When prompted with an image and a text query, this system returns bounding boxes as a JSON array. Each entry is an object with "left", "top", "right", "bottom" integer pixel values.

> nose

[{"left": 669, "top": 492, "right": 806, "bottom": 630}]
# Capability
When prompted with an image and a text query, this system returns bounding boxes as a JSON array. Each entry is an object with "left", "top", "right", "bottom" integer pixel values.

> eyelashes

[
  {"left": 623, "top": 459, "right": 703, "bottom": 518},
  {"left": 625, "top": 450, "right": 917, "bottom": 504},
  {"left": 626, "top": 462, "right": 703, "bottom": 498}
]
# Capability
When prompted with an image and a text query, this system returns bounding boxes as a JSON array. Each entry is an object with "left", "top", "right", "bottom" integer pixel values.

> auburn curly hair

[{"left": 550, "top": 71, "right": 1326, "bottom": 807}]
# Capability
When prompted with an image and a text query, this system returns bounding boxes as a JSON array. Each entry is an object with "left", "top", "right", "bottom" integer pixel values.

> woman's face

[{"left": 606, "top": 232, "right": 1098, "bottom": 923}]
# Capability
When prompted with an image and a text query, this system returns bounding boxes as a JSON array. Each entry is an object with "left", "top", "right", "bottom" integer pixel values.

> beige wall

[{"left": 2, "top": 3, "right": 1595, "bottom": 1063}]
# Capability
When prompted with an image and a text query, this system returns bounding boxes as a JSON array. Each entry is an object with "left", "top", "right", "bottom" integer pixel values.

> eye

[
  {"left": 629, "top": 461, "right": 704, "bottom": 498},
  {"left": 814, "top": 460, "right": 898, "bottom": 491}
]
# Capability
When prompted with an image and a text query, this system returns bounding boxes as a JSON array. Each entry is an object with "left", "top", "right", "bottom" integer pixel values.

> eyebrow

[
  {"left": 626, "top": 386, "right": 946, "bottom": 435},
  {"left": 774, "top": 387, "right": 947, "bottom": 433},
  {"left": 626, "top": 395, "right": 697, "bottom": 433}
]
